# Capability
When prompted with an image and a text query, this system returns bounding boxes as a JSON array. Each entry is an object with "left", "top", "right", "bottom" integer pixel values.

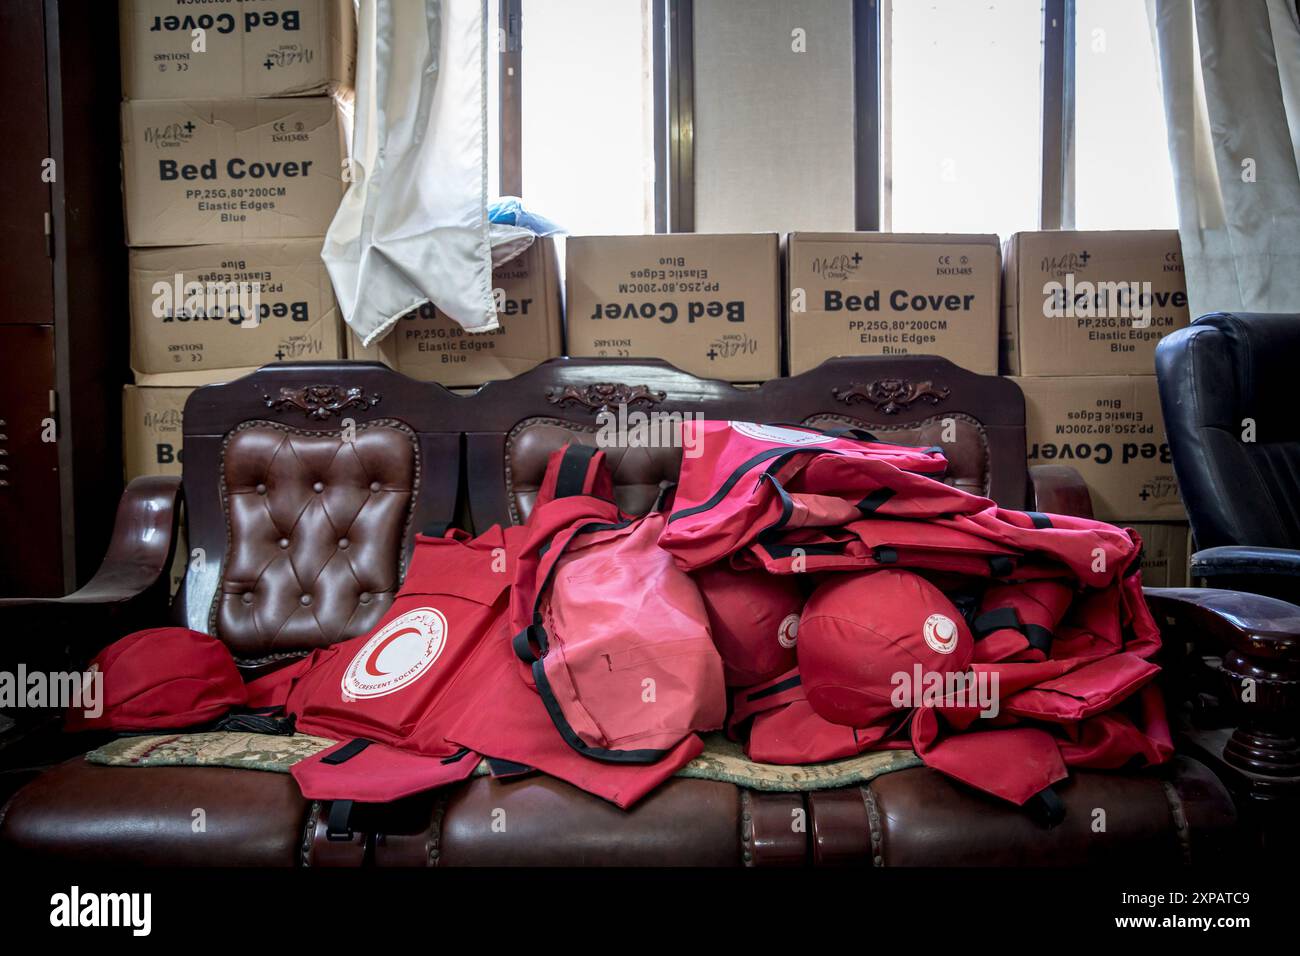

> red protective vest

[
  {"left": 245, "top": 526, "right": 517, "bottom": 801},
  {"left": 659, "top": 420, "right": 954, "bottom": 570}
]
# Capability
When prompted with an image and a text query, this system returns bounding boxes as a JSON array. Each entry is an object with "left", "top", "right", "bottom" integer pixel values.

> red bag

[
  {"left": 65, "top": 627, "right": 246, "bottom": 732},
  {"left": 511, "top": 445, "right": 726, "bottom": 762},
  {"left": 691, "top": 562, "right": 803, "bottom": 687}
]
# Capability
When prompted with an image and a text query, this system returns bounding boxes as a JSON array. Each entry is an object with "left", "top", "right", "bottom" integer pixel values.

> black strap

[
  {"left": 321, "top": 738, "right": 372, "bottom": 765},
  {"left": 651, "top": 480, "right": 677, "bottom": 513},
  {"left": 513, "top": 623, "right": 545, "bottom": 664},
  {"left": 1025, "top": 511, "right": 1053, "bottom": 529},
  {"left": 873, "top": 546, "right": 899, "bottom": 565},
  {"left": 554, "top": 444, "right": 599, "bottom": 499},
  {"left": 972, "top": 607, "right": 1053, "bottom": 654},
  {"left": 745, "top": 673, "right": 802, "bottom": 702},
  {"left": 326, "top": 800, "right": 355, "bottom": 841},
  {"left": 1024, "top": 624, "right": 1053, "bottom": 655},
  {"left": 972, "top": 607, "right": 1021, "bottom": 639},
  {"left": 421, "top": 520, "right": 451, "bottom": 538},
  {"left": 440, "top": 746, "right": 473, "bottom": 765},
  {"left": 1025, "top": 785, "right": 1066, "bottom": 827},
  {"left": 856, "top": 487, "right": 896, "bottom": 514},
  {"left": 988, "top": 555, "right": 1015, "bottom": 577},
  {"left": 213, "top": 706, "right": 296, "bottom": 736},
  {"left": 487, "top": 757, "right": 534, "bottom": 778}
]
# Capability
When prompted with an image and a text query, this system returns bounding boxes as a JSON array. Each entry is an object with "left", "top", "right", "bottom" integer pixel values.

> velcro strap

[
  {"left": 873, "top": 546, "right": 899, "bottom": 565},
  {"left": 322, "top": 738, "right": 372, "bottom": 766},
  {"left": 326, "top": 799, "right": 355, "bottom": 841},
  {"left": 988, "top": 555, "right": 1015, "bottom": 577}
]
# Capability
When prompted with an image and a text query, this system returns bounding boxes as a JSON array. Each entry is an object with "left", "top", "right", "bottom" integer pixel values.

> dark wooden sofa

[{"left": 0, "top": 356, "right": 1279, "bottom": 866}]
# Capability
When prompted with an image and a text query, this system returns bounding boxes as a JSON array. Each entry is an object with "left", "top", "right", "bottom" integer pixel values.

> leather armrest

[
  {"left": 1027, "top": 464, "right": 1093, "bottom": 518},
  {"left": 0, "top": 476, "right": 182, "bottom": 620},
  {"left": 1191, "top": 546, "right": 1300, "bottom": 580}
]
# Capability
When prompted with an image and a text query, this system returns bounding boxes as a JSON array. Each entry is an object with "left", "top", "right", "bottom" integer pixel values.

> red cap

[
  {"left": 798, "top": 570, "right": 973, "bottom": 727},
  {"left": 65, "top": 627, "right": 246, "bottom": 732},
  {"left": 692, "top": 564, "right": 804, "bottom": 687}
]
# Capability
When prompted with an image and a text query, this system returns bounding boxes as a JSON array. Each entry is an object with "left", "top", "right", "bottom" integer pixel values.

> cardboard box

[
  {"left": 130, "top": 239, "right": 341, "bottom": 380},
  {"left": 1129, "top": 523, "right": 1191, "bottom": 588},
  {"left": 786, "top": 233, "right": 1000, "bottom": 375},
  {"left": 122, "top": 97, "right": 347, "bottom": 247},
  {"left": 120, "top": 0, "right": 354, "bottom": 100},
  {"left": 1014, "top": 375, "right": 1184, "bottom": 521},
  {"left": 349, "top": 238, "right": 563, "bottom": 386},
  {"left": 1001, "top": 230, "right": 1190, "bottom": 375},
  {"left": 565, "top": 234, "right": 781, "bottom": 382},
  {"left": 123, "top": 385, "right": 195, "bottom": 480}
]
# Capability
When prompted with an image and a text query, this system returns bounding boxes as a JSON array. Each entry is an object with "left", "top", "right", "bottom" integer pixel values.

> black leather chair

[{"left": 1156, "top": 312, "right": 1300, "bottom": 603}]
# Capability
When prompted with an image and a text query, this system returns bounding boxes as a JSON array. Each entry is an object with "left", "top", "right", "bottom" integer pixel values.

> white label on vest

[
  {"left": 923, "top": 613, "right": 960, "bottom": 655},
  {"left": 341, "top": 607, "right": 448, "bottom": 700},
  {"left": 777, "top": 613, "right": 800, "bottom": 649},
  {"left": 729, "top": 421, "right": 835, "bottom": 445}
]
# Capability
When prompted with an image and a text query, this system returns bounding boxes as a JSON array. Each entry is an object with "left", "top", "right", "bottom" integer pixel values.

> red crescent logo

[{"left": 363, "top": 627, "right": 422, "bottom": 676}]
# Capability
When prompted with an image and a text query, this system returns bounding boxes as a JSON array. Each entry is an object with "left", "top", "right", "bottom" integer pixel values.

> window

[
  {"left": 514, "top": 0, "right": 657, "bottom": 235},
  {"left": 886, "top": 0, "right": 1044, "bottom": 241},
  {"left": 1073, "top": 0, "right": 1178, "bottom": 229}
]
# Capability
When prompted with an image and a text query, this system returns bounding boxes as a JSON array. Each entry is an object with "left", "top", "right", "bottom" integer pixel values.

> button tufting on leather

[{"left": 217, "top": 422, "right": 417, "bottom": 657}]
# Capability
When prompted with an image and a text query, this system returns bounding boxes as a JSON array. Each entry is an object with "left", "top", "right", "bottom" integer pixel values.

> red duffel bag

[{"left": 511, "top": 444, "right": 727, "bottom": 762}]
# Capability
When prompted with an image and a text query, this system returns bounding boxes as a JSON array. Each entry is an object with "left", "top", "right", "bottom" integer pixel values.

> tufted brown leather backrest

[
  {"left": 212, "top": 420, "right": 418, "bottom": 660},
  {"left": 504, "top": 412, "right": 989, "bottom": 526}
]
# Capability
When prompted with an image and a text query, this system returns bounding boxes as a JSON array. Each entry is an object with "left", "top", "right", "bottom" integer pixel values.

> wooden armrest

[
  {"left": 1145, "top": 586, "right": 1300, "bottom": 784},
  {"left": 1027, "top": 464, "right": 1093, "bottom": 518}
]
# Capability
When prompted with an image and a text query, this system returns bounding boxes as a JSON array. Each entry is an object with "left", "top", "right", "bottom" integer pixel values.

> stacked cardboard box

[
  {"left": 1005, "top": 230, "right": 1191, "bottom": 580},
  {"left": 118, "top": 0, "right": 354, "bottom": 479},
  {"left": 785, "top": 233, "right": 1001, "bottom": 375},
  {"left": 566, "top": 234, "right": 782, "bottom": 382},
  {"left": 349, "top": 237, "right": 565, "bottom": 387}
]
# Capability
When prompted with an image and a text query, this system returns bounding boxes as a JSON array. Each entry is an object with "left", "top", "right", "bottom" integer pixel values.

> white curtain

[
  {"left": 1148, "top": 0, "right": 1300, "bottom": 318},
  {"left": 324, "top": 0, "right": 502, "bottom": 345}
]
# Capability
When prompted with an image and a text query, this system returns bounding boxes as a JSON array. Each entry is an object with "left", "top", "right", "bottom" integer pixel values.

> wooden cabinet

[{"left": 0, "top": 1, "right": 127, "bottom": 595}]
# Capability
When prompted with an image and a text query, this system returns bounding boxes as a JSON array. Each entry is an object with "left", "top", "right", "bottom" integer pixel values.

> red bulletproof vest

[
  {"left": 659, "top": 420, "right": 957, "bottom": 570},
  {"left": 247, "top": 526, "right": 520, "bottom": 801},
  {"left": 511, "top": 444, "right": 726, "bottom": 762}
]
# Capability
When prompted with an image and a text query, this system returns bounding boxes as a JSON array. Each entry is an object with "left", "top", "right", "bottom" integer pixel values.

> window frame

[{"left": 493, "top": 0, "right": 1092, "bottom": 236}]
